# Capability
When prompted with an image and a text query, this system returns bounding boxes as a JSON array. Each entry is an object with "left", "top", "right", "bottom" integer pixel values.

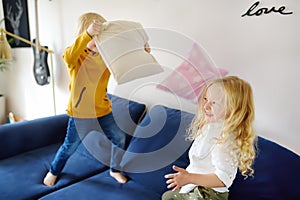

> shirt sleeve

[
  {"left": 211, "top": 139, "right": 238, "bottom": 188},
  {"left": 62, "top": 31, "right": 92, "bottom": 68}
]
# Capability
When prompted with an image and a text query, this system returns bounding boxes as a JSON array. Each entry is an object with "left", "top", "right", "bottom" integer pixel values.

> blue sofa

[{"left": 0, "top": 94, "right": 299, "bottom": 200}]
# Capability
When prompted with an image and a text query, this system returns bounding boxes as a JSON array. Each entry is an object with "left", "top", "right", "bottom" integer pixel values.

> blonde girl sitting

[{"left": 162, "top": 76, "right": 257, "bottom": 200}]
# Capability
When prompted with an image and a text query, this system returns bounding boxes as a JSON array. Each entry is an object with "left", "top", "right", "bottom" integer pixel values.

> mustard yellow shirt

[{"left": 63, "top": 31, "right": 112, "bottom": 118}]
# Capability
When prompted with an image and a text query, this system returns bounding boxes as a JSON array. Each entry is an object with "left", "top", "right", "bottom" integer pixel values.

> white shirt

[{"left": 180, "top": 122, "right": 238, "bottom": 193}]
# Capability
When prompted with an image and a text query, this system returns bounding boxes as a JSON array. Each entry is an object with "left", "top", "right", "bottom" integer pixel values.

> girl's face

[{"left": 202, "top": 83, "right": 227, "bottom": 123}]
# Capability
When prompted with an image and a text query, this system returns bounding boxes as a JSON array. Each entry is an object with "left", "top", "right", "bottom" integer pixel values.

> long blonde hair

[
  {"left": 75, "top": 12, "right": 107, "bottom": 36},
  {"left": 187, "top": 76, "right": 257, "bottom": 177}
]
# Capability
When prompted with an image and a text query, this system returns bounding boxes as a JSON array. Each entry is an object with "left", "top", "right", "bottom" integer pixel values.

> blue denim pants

[{"left": 49, "top": 112, "right": 126, "bottom": 176}]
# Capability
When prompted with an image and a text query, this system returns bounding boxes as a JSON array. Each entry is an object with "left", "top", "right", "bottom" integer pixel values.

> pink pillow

[{"left": 156, "top": 43, "right": 228, "bottom": 103}]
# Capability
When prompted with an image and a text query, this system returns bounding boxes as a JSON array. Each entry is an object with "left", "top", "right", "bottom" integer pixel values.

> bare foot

[
  {"left": 110, "top": 171, "right": 127, "bottom": 184},
  {"left": 43, "top": 172, "right": 57, "bottom": 186}
]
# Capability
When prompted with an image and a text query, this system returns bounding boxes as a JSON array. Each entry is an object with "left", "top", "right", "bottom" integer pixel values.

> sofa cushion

[
  {"left": 229, "top": 136, "right": 300, "bottom": 200},
  {"left": 0, "top": 142, "right": 106, "bottom": 200},
  {"left": 121, "top": 105, "right": 194, "bottom": 195},
  {"left": 40, "top": 170, "right": 161, "bottom": 200},
  {"left": 0, "top": 144, "right": 60, "bottom": 200}
]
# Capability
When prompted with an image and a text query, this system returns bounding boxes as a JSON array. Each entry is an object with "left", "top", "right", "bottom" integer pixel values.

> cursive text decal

[{"left": 242, "top": 1, "right": 293, "bottom": 17}]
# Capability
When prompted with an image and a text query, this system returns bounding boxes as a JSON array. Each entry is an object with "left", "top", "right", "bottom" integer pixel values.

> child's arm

[
  {"left": 63, "top": 32, "right": 91, "bottom": 66},
  {"left": 63, "top": 22, "right": 102, "bottom": 67},
  {"left": 165, "top": 165, "right": 225, "bottom": 191}
]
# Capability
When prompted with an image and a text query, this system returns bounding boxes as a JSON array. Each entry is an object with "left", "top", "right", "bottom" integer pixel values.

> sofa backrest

[
  {"left": 229, "top": 136, "right": 300, "bottom": 200},
  {"left": 0, "top": 114, "right": 69, "bottom": 159}
]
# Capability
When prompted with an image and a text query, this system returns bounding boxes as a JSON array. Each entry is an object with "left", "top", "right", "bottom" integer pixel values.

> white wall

[{"left": 0, "top": 0, "right": 299, "bottom": 154}]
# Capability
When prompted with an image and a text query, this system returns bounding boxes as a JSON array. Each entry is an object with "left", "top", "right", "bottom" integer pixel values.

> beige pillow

[{"left": 95, "top": 20, "right": 163, "bottom": 84}]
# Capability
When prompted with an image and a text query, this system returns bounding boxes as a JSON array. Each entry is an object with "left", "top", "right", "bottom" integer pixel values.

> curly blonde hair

[
  {"left": 187, "top": 76, "right": 257, "bottom": 177},
  {"left": 75, "top": 12, "right": 107, "bottom": 36}
]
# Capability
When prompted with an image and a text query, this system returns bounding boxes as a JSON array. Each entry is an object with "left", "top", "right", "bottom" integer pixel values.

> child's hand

[
  {"left": 144, "top": 42, "right": 151, "bottom": 53},
  {"left": 164, "top": 165, "right": 190, "bottom": 191},
  {"left": 87, "top": 21, "right": 102, "bottom": 37}
]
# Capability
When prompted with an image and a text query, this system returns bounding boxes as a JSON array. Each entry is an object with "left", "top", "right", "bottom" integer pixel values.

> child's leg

[
  {"left": 161, "top": 190, "right": 191, "bottom": 200},
  {"left": 43, "top": 117, "right": 90, "bottom": 186},
  {"left": 98, "top": 113, "right": 128, "bottom": 183},
  {"left": 162, "top": 187, "right": 229, "bottom": 200}
]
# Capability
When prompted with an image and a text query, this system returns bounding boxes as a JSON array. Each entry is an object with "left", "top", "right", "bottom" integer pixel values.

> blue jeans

[{"left": 49, "top": 112, "right": 126, "bottom": 175}]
